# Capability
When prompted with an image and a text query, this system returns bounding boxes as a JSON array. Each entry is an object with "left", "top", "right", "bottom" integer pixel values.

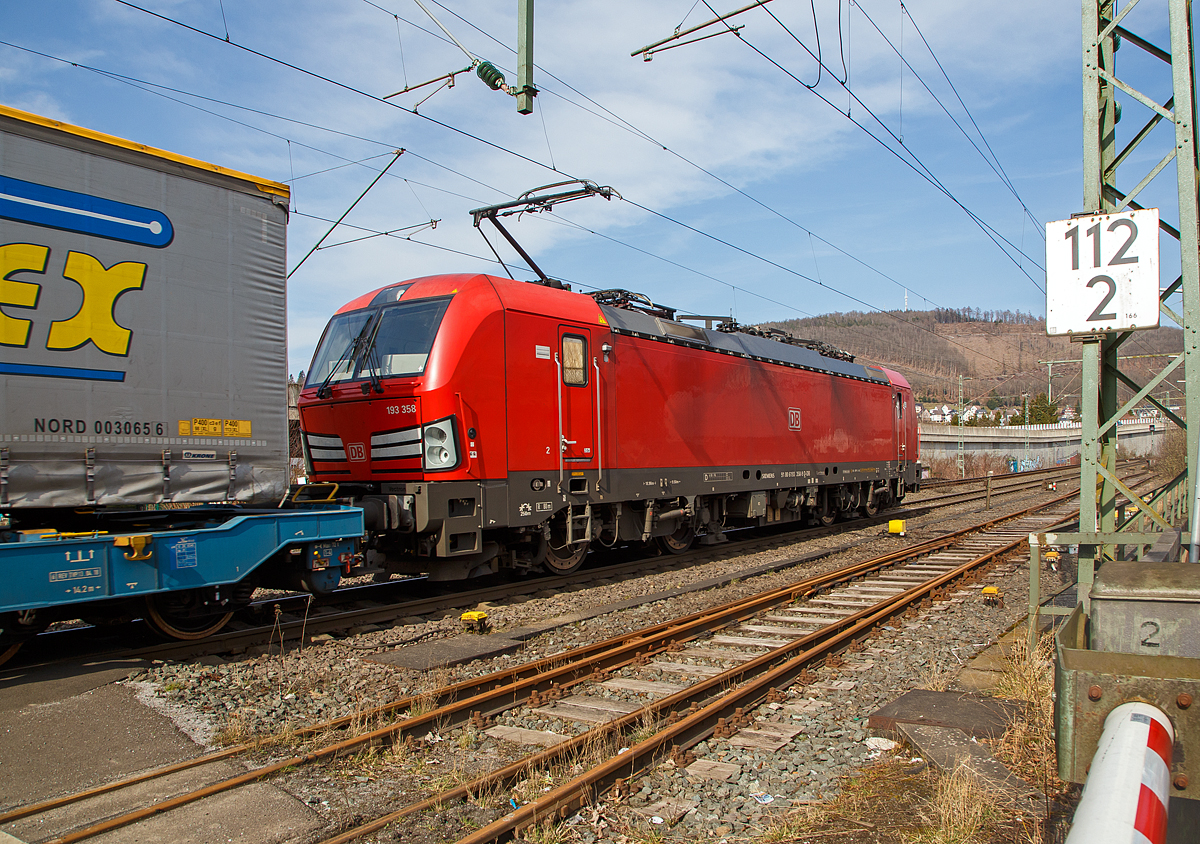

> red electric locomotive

[{"left": 298, "top": 274, "right": 920, "bottom": 580}]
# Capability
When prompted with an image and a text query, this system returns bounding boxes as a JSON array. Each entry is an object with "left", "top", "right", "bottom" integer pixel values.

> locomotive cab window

[
  {"left": 305, "top": 297, "right": 452, "bottom": 387},
  {"left": 562, "top": 335, "right": 587, "bottom": 386}
]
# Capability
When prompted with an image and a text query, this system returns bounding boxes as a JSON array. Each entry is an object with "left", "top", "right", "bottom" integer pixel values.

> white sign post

[{"left": 1045, "top": 208, "right": 1160, "bottom": 336}]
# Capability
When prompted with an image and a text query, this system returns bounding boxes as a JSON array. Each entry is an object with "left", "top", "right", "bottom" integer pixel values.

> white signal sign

[{"left": 1045, "top": 208, "right": 1160, "bottom": 336}]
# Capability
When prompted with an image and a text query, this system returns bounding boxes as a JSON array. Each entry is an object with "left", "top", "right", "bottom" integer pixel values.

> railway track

[
  {"left": 2, "top": 461, "right": 1104, "bottom": 673},
  {"left": 1, "top": 473, "right": 1151, "bottom": 844},
  {"left": 917, "top": 461, "right": 1086, "bottom": 490}
]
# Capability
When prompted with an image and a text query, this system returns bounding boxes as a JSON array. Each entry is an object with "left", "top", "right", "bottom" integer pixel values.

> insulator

[{"left": 476, "top": 61, "right": 506, "bottom": 91}]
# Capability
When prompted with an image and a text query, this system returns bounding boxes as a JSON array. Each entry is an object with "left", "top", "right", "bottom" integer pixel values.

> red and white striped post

[{"left": 1065, "top": 701, "right": 1173, "bottom": 844}]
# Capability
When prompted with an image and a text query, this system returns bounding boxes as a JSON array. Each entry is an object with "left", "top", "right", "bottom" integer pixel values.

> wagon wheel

[
  {"left": 143, "top": 595, "right": 234, "bottom": 641},
  {"left": 657, "top": 523, "right": 695, "bottom": 555},
  {"left": 0, "top": 642, "right": 21, "bottom": 668}
]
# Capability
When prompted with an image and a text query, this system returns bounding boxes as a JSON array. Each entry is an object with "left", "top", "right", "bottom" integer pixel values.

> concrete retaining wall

[{"left": 919, "top": 421, "right": 1162, "bottom": 469}]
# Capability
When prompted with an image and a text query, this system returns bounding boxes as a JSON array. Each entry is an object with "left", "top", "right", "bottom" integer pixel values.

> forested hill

[{"left": 760, "top": 307, "right": 1183, "bottom": 405}]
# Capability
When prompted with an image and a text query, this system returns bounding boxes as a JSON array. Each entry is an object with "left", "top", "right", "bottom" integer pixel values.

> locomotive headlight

[{"left": 422, "top": 417, "right": 458, "bottom": 471}]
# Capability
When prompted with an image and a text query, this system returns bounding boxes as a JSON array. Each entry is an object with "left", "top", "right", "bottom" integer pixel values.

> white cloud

[{"left": 4, "top": 0, "right": 1107, "bottom": 373}]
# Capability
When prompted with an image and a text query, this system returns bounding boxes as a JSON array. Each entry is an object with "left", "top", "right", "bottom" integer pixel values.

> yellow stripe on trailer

[{"left": 0, "top": 104, "right": 290, "bottom": 199}]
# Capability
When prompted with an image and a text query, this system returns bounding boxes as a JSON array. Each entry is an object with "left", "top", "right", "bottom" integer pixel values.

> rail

[
  {"left": 4, "top": 480, "right": 1123, "bottom": 844},
  {"left": 6, "top": 462, "right": 1089, "bottom": 672}
]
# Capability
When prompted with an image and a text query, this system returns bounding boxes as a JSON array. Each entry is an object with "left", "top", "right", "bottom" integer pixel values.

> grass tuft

[
  {"left": 907, "top": 762, "right": 995, "bottom": 843},
  {"left": 991, "top": 633, "right": 1063, "bottom": 796},
  {"left": 213, "top": 712, "right": 255, "bottom": 746}
]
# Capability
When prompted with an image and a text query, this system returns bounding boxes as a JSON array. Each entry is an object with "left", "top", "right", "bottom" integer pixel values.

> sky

[{"left": 0, "top": 1, "right": 1188, "bottom": 377}]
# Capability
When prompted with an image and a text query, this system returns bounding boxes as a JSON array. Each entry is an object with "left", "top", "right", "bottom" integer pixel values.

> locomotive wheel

[
  {"left": 812, "top": 489, "right": 836, "bottom": 527},
  {"left": 657, "top": 524, "right": 695, "bottom": 555},
  {"left": 862, "top": 496, "right": 879, "bottom": 517},
  {"left": 543, "top": 539, "right": 588, "bottom": 575},
  {"left": 143, "top": 596, "right": 234, "bottom": 641}
]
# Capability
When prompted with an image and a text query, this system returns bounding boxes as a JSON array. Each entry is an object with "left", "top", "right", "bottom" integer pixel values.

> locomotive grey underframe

[{"left": 371, "top": 457, "right": 916, "bottom": 569}]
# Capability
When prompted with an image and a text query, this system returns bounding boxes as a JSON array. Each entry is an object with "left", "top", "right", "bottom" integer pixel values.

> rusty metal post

[{"left": 1029, "top": 534, "right": 1042, "bottom": 654}]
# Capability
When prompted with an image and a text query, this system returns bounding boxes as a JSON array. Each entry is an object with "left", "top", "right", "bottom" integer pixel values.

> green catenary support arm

[{"left": 517, "top": 0, "right": 535, "bottom": 114}]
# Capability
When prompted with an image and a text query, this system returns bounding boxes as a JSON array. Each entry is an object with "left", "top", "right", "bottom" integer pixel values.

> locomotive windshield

[{"left": 305, "top": 297, "right": 451, "bottom": 387}]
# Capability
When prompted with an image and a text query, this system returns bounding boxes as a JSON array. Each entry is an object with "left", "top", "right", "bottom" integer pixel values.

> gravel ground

[
  {"left": 604, "top": 562, "right": 1044, "bottom": 841},
  {"left": 122, "top": 487, "right": 1068, "bottom": 842}
]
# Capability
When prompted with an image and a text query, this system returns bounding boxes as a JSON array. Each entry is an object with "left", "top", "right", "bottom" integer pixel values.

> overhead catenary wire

[
  {"left": 0, "top": 40, "right": 512, "bottom": 204},
  {"left": 446, "top": 1, "right": 1044, "bottom": 292},
  {"left": 75, "top": 43, "right": 1077, "bottom": 389},
  {"left": 395, "top": 0, "right": 1007, "bottom": 312},
  {"left": 394, "top": 0, "right": 1041, "bottom": 314},
  {"left": 719, "top": 19, "right": 1047, "bottom": 290},
  {"left": 617, "top": 196, "right": 1014, "bottom": 367},
  {"left": 737, "top": 2, "right": 1047, "bottom": 278},
  {"left": 291, "top": 210, "right": 513, "bottom": 267},
  {"left": 108, "top": 0, "right": 555, "bottom": 174},
  {"left": 6, "top": 36, "right": 1117, "bottom": 400},
  {"left": 2, "top": 34, "right": 993, "bottom": 355},
  {"left": 13, "top": 22, "right": 947, "bottom": 326},
  {"left": 636, "top": 0, "right": 1045, "bottom": 284},
  {"left": 288, "top": 149, "right": 405, "bottom": 278},
  {"left": 400, "top": 0, "right": 943, "bottom": 308},
  {"left": 35, "top": 8, "right": 1036, "bottom": 343},
  {"left": 523, "top": 207, "right": 1036, "bottom": 375},
  {"left": 23, "top": 23, "right": 1003, "bottom": 362},
  {"left": 851, "top": 0, "right": 1043, "bottom": 239}
]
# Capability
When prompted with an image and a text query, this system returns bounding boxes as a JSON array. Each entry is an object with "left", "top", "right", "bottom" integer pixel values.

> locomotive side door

[
  {"left": 556, "top": 327, "right": 596, "bottom": 471},
  {"left": 895, "top": 392, "right": 906, "bottom": 466}
]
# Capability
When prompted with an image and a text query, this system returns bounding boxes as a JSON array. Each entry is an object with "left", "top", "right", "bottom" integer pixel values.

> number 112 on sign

[{"left": 1045, "top": 208, "right": 1160, "bottom": 336}]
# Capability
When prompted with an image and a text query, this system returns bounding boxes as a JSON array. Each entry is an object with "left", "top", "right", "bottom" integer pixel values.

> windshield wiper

[
  {"left": 316, "top": 312, "right": 379, "bottom": 399},
  {"left": 355, "top": 313, "right": 386, "bottom": 395}
]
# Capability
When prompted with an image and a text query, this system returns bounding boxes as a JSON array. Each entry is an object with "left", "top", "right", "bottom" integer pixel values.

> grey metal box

[{"left": 1089, "top": 560, "right": 1200, "bottom": 658}]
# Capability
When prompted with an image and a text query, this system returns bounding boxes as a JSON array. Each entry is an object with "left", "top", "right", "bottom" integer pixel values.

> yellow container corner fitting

[{"left": 888, "top": 520, "right": 907, "bottom": 535}]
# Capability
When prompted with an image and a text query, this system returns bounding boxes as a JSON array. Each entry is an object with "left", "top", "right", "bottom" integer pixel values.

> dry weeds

[
  {"left": 212, "top": 711, "right": 255, "bottom": 746},
  {"left": 906, "top": 761, "right": 996, "bottom": 843},
  {"left": 915, "top": 663, "right": 955, "bottom": 692},
  {"left": 754, "top": 757, "right": 929, "bottom": 842},
  {"left": 1156, "top": 426, "right": 1187, "bottom": 480},
  {"left": 990, "top": 633, "right": 1063, "bottom": 798},
  {"left": 516, "top": 821, "right": 571, "bottom": 844}
]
